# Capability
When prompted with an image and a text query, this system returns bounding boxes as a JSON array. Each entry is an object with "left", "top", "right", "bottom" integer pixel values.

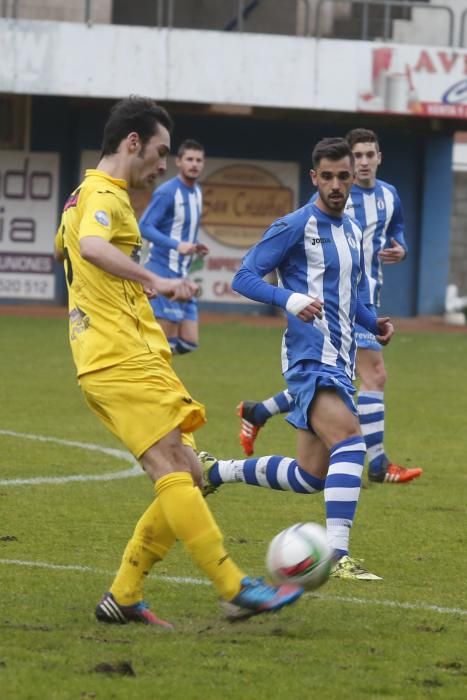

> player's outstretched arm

[
  {"left": 233, "top": 267, "right": 322, "bottom": 322},
  {"left": 80, "top": 236, "right": 197, "bottom": 301},
  {"left": 146, "top": 277, "right": 198, "bottom": 301}
]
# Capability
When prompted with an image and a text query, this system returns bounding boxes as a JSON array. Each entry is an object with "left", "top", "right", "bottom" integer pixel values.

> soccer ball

[{"left": 266, "top": 522, "right": 333, "bottom": 591}]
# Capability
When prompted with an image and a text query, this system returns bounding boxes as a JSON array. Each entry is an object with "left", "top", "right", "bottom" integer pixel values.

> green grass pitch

[{"left": 0, "top": 314, "right": 466, "bottom": 699}]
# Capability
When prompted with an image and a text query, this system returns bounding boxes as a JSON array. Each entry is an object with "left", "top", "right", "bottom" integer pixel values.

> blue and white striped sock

[
  {"left": 253, "top": 390, "right": 294, "bottom": 424},
  {"left": 174, "top": 338, "right": 198, "bottom": 355},
  {"left": 209, "top": 456, "right": 324, "bottom": 494},
  {"left": 357, "top": 391, "right": 387, "bottom": 475},
  {"left": 325, "top": 436, "right": 365, "bottom": 558}
]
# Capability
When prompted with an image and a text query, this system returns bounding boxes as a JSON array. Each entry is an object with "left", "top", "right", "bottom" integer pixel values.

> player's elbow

[
  {"left": 232, "top": 266, "right": 253, "bottom": 296},
  {"left": 231, "top": 272, "right": 242, "bottom": 295}
]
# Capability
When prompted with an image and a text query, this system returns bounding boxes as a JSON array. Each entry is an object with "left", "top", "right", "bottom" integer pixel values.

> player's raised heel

[
  {"left": 198, "top": 451, "right": 219, "bottom": 496},
  {"left": 220, "top": 576, "right": 304, "bottom": 621},
  {"left": 95, "top": 592, "right": 173, "bottom": 629},
  {"left": 330, "top": 555, "right": 382, "bottom": 581},
  {"left": 237, "top": 401, "right": 265, "bottom": 456}
]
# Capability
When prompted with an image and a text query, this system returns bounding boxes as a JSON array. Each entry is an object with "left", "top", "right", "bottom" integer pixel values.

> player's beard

[{"left": 324, "top": 192, "right": 345, "bottom": 213}]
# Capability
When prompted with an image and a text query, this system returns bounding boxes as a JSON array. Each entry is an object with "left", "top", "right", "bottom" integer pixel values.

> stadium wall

[
  {"left": 0, "top": 19, "right": 462, "bottom": 315},
  {"left": 25, "top": 95, "right": 450, "bottom": 317}
]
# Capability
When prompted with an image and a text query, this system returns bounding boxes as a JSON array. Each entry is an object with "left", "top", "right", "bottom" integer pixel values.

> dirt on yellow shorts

[{"left": 78, "top": 353, "right": 206, "bottom": 458}]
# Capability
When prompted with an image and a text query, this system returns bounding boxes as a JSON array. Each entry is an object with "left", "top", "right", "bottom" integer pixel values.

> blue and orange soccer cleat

[
  {"left": 220, "top": 576, "right": 304, "bottom": 621},
  {"left": 95, "top": 592, "right": 173, "bottom": 629}
]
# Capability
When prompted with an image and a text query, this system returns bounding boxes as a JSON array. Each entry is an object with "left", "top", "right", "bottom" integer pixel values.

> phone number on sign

[{"left": 0, "top": 275, "right": 55, "bottom": 299}]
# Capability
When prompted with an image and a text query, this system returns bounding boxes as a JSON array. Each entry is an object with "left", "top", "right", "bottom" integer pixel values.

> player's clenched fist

[
  {"left": 286, "top": 293, "right": 323, "bottom": 322},
  {"left": 170, "top": 278, "right": 199, "bottom": 301},
  {"left": 145, "top": 276, "right": 198, "bottom": 301}
]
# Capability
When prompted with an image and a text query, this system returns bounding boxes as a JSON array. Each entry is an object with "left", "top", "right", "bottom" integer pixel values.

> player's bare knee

[{"left": 141, "top": 432, "right": 193, "bottom": 481}]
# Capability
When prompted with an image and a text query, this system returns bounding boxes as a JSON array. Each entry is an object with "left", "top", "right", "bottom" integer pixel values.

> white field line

[
  {"left": 0, "top": 558, "right": 208, "bottom": 586},
  {"left": 2, "top": 431, "right": 466, "bottom": 619},
  {"left": 0, "top": 429, "right": 141, "bottom": 485},
  {"left": 1, "top": 558, "right": 466, "bottom": 617}
]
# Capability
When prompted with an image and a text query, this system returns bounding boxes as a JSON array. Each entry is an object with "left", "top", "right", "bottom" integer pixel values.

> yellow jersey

[{"left": 55, "top": 169, "right": 171, "bottom": 376}]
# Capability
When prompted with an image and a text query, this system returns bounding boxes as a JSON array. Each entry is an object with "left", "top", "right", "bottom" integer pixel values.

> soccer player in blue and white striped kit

[
  {"left": 201, "top": 138, "right": 394, "bottom": 579},
  {"left": 345, "top": 128, "right": 421, "bottom": 483},
  {"left": 236, "top": 129, "right": 422, "bottom": 485},
  {"left": 140, "top": 139, "right": 209, "bottom": 355}
]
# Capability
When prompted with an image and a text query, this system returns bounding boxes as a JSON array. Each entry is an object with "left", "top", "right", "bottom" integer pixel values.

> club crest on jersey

[
  {"left": 346, "top": 234, "right": 357, "bottom": 249},
  {"left": 94, "top": 210, "right": 110, "bottom": 226},
  {"left": 377, "top": 199, "right": 385, "bottom": 211}
]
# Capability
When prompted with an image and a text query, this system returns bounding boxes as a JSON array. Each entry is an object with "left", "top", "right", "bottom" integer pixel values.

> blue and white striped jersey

[
  {"left": 139, "top": 176, "right": 202, "bottom": 278},
  {"left": 232, "top": 202, "right": 371, "bottom": 378},
  {"left": 344, "top": 179, "right": 406, "bottom": 307}
]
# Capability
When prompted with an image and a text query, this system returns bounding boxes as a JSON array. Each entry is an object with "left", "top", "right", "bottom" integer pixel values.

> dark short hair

[
  {"left": 312, "top": 137, "right": 354, "bottom": 169},
  {"left": 177, "top": 139, "right": 205, "bottom": 158},
  {"left": 346, "top": 128, "right": 380, "bottom": 150},
  {"left": 101, "top": 96, "right": 173, "bottom": 156}
]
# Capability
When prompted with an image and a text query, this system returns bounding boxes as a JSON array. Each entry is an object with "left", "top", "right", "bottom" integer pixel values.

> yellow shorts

[{"left": 79, "top": 354, "right": 206, "bottom": 458}]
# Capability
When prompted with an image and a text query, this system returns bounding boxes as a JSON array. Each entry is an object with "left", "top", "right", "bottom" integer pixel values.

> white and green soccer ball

[{"left": 266, "top": 522, "right": 333, "bottom": 591}]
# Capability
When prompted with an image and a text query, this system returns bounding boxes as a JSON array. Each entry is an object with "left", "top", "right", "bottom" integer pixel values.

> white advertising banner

[
  {"left": 355, "top": 44, "right": 467, "bottom": 118},
  {"left": 0, "top": 151, "right": 59, "bottom": 300},
  {"left": 80, "top": 152, "right": 299, "bottom": 305}
]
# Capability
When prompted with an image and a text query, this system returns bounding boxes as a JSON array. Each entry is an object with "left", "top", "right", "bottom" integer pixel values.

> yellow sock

[
  {"left": 110, "top": 498, "right": 176, "bottom": 605},
  {"left": 156, "top": 472, "right": 245, "bottom": 600}
]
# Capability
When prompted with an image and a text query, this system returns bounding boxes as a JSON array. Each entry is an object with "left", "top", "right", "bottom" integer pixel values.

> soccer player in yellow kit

[{"left": 54, "top": 96, "right": 303, "bottom": 627}]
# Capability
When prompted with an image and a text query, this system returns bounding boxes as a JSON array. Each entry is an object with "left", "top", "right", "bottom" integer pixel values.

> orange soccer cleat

[
  {"left": 369, "top": 463, "right": 423, "bottom": 484},
  {"left": 237, "top": 401, "right": 265, "bottom": 456}
]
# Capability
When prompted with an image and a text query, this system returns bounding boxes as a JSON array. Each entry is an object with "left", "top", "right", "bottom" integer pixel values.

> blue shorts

[
  {"left": 355, "top": 323, "right": 382, "bottom": 351},
  {"left": 284, "top": 360, "right": 357, "bottom": 433},
  {"left": 150, "top": 294, "right": 198, "bottom": 324}
]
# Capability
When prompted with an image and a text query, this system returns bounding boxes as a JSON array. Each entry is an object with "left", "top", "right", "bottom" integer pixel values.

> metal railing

[
  {"left": 0, "top": 0, "right": 460, "bottom": 47},
  {"left": 0, "top": 0, "right": 262, "bottom": 30},
  {"left": 460, "top": 8, "right": 467, "bottom": 48},
  {"left": 315, "top": 0, "right": 455, "bottom": 46},
  {"left": 1, "top": 0, "right": 92, "bottom": 22}
]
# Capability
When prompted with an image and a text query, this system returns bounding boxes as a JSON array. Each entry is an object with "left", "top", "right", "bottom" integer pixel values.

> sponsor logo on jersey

[
  {"left": 69, "top": 306, "right": 90, "bottom": 340},
  {"left": 94, "top": 210, "right": 110, "bottom": 226},
  {"left": 310, "top": 237, "right": 331, "bottom": 246}
]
